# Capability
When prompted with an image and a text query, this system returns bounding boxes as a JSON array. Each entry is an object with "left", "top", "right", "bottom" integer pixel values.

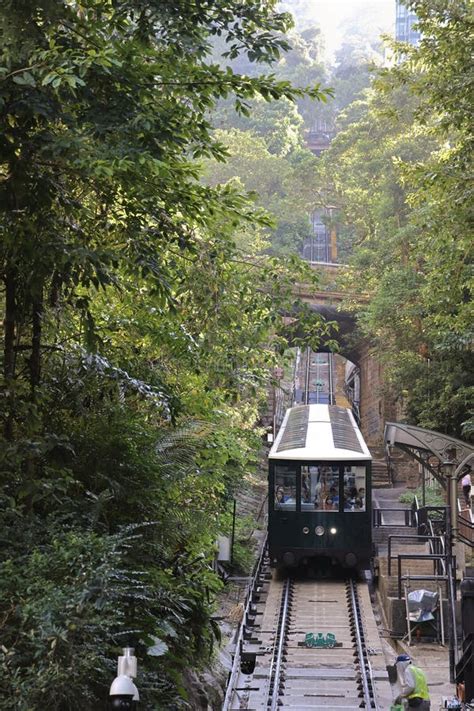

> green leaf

[{"left": 147, "top": 638, "right": 169, "bottom": 657}]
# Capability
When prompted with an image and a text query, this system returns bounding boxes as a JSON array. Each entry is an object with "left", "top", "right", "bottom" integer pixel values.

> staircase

[
  {"left": 370, "top": 445, "right": 392, "bottom": 488},
  {"left": 378, "top": 542, "right": 439, "bottom": 597},
  {"left": 373, "top": 522, "right": 413, "bottom": 551}
]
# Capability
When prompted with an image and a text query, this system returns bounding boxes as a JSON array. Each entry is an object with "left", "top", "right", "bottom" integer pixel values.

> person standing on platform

[
  {"left": 393, "top": 653, "right": 430, "bottom": 709},
  {"left": 462, "top": 470, "right": 472, "bottom": 507}
]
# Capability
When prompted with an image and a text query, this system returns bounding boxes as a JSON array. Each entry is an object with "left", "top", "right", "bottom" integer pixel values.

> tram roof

[{"left": 269, "top": 404, "right": 372, "bottom": 461}]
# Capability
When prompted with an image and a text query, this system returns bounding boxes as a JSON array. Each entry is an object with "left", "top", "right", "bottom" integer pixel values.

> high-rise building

[{"left": 395, "top": 1, "right": 421, "bottom": 45}]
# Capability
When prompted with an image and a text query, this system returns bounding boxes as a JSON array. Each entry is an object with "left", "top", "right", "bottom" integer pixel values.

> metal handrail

[
  {"left": 410, "top": 494, "right": 459, "bottom": 681},
  {"left": 387, "top": 534, "right": 440, "bottom": 576},
  {"left": 456, "top": 632, "right": 474, "bottom": 679},
  {"left": 222, "top": 537, "right": 269, "bottom": 711},
  {"left": 458, "top": 499, "right": 474, "bottom": 547},
  {"left": 412, "top": 496, "right": 448, "bottom": 537},
  {"left": 424, "top": 520, "right": 447, "bottom": 576},
  {"left": 328, "top": 352, "right": 334, "bottom": 406},
  {"left": 413, "top": 497, "right": 419, "bottom": 529},
  {"left": 448, "top": 556, "right": 459, "bottom": 681},
  {"left": 397, "top": 553, "right": 449, "bottom": 599},
  {"left": 372, "top": 507, "right": 413, "bottom": 528},
  {"left": 384, "top": 442, "right": 394, "bottom": 486}
]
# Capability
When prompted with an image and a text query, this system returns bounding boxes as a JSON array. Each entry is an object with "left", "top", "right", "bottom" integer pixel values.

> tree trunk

[
  {"left": 30, "top": 289, "right": 43, "bottom": 391},
  {"left": 4, "top": 267, "right": 17, "bottom": 439}
]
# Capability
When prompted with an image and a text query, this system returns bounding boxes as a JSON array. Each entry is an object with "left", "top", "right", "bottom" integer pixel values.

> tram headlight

[
  {"left": 315, "top": 525, "right": 325, "bottom": 536},
  {"left": 302, "top": 526, "right": 310, "bottom": 535},
  {"left": 330, "top": 527, "right": 337, "bottom": 535}
]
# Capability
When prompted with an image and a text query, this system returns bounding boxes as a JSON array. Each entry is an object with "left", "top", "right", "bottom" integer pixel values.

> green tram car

[{"left": 268, "top": 404, "right": 372, "bottom": 572}]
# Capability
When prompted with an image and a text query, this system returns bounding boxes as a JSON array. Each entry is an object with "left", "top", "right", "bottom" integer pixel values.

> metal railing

[
  {"left": 222, "top": 537, "right": 269, "bottom": 711},
  {"left": 384, "top": 443, "right": 394, "bottom": 487},
  {"left": 387, "top": 534, "right": 445, "bottom": 577},
  {"left": 456, "top": 632, "right": 474, "bottom": 702},
  {"left": 412, "top": 496, "right": 447, "bottom": 536},
  {"left": 411, "top": 497, "right": 459, "bottom": 681},
  {"left": 372, "top": 507, "right": 413, "bottom": 528},
  {"left": 396, "top": 553, "right": 450, "bottom": 599},
  {"left": 458, "top": 499, "right": 474, "bottom": 547}
]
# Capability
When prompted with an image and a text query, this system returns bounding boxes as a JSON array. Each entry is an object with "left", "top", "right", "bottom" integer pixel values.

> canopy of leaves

[
  {"left": 322, "top": 0, "right": 473, "bottom": 439},
  {"left": 0, "top": 1, "right": 330, "bottom": 707}
]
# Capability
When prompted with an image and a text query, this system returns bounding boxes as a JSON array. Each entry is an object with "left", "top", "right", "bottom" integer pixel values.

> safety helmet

[{"left": 396, "top": 654, "right": 411, "bottom": 664}]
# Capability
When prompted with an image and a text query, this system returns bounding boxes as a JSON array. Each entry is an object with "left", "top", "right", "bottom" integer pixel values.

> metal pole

[
  {"left": 450, "top": 472, "right": 458, "bottom": 543},
  {"left": 404, "top": 581, "right": 412, "bottom": 646},
  {"left": 444, "top": 461, "right": 457, "bottom": 682},
  {"left": 422, "top": 462, "right": 426, "bottom": 508},
  {"left": 272, "top": 378, "right": 276, "bottom": 440},
  {"left": 439, "top": 585, "right": 445, "bottom": 646},
  {"left": 230, "top": 498, "right": 236, "bottom": 565}
]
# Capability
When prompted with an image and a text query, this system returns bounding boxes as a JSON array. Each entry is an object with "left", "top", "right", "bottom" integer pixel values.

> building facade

[{"left": 395, "top": 1, "right": 420, "bottom": 45}]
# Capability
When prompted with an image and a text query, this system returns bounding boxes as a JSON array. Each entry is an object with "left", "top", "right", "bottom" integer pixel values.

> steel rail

[
  {"left": 304, "top": 346, "right": 311, "bottom": 405},
  {"left": 328, "top": 351, "right": 334, "bottom": 404},
  {"left": 221, "top": 537, "right": 270, "bottom": 711},
  {"left": 348, "top": 578, "right": 379, "bottom": 710},
  {"left": 267, "top": 577, "right": 292, "bottom": 711}
]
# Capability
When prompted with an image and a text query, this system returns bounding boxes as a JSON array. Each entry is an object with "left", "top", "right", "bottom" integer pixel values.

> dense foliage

[
  {"left": 0, "top": 2, "right": 330, "bottom": 708},
  {"left": 1, "top": 0, "right": 472, "bottom": 707},
  {"left": 323, "top": 0, "right": 473, "bottom": 439}
]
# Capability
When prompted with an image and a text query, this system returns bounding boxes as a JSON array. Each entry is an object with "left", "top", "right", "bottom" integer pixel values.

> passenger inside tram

[
  {"left": 274, "top": 466, "right": 297, "bottom": 509},
  {"left": 274, "top": 465, "right": 366, "bottom": 511},
  {"left": 324, "top": 486, "right": 339, "bottom": 510}
]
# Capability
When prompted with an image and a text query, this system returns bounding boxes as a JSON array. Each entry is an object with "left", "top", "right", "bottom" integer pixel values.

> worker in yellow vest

[{"left": 394, "top": 653, "right": 431, "bottom": 709}]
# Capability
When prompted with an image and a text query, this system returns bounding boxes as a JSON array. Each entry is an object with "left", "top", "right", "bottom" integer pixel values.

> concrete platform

[{"left": 373, "top": 485, "right": 459, "bottom": 708}]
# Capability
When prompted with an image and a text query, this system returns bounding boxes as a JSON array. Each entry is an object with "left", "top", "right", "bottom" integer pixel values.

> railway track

[
  {"left": 297, "top": 348, "right": 334, "bottom": 406},
  {"left": 223, "top": 555, "right": 392, "bottom": 710}
]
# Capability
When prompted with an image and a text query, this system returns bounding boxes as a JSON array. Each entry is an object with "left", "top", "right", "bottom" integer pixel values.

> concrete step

[
  {"left": 379, "top": 557, "right": 434, "bottom": 578},
  {"left": 383, "top": 576, "right": 442, "bottom": 597},
  {"left": 373, "top": 525, "right": 416, "bottom": 545},
  {"left": 372, "top": 459, "right": 392, "bottom": 488}
]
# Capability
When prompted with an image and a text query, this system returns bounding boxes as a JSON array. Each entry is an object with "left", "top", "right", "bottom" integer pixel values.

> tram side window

[
  {"left": 274, "top": 465, "right": 297, "bottom": 511},
  {"left": 343, "top": 466, "right": 366, "bottom": 512},
  {"left": 302, "top": 465, "right": 339, "bottom": 511}
]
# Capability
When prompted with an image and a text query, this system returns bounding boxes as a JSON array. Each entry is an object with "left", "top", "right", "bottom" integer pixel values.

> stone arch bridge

[{"left": 285, "top": 275, "right": 396, "bottom": 451}]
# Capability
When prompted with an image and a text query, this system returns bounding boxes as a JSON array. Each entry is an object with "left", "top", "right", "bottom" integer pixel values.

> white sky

[{"left": 280, "top": 0, "right": 395, "bottom": 59}]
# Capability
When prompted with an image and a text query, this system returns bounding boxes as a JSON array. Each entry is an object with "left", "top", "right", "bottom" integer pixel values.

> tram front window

[
  {"left": 301, "top": 465, "right": 339, "bottom": 511},
  {"left": 343, "top": 466, "right": 366, "bottom": 511},
  {"left": 274, "top": 465, "right": 297, "bottom": 510}
]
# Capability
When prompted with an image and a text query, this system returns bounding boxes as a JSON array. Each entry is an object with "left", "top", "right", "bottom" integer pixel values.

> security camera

[
  {"left": 109, "top": 674, "right": 139, "bottom": 710},
  {"left": 109, "top": 648, "right": 139, "bottom": 709}
]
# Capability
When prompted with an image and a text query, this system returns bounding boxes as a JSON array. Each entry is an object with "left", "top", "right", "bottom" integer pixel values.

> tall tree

[
  {"left": 0, "top": 2, "right": 330, "bottom": 707},
  {"left": 323, "top": 0, "right": 473, "bottom": 438}
]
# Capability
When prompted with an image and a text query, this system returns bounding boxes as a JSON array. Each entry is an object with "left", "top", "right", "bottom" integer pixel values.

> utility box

[
  {"left": 456, "top": 578, "right": 474, "bottom": 704},
  {"left": 461, "top": 578, "right": 474, "bottom": 636},
  {"left": 217, "top": 535, "right": 231, "bottom": 562}
]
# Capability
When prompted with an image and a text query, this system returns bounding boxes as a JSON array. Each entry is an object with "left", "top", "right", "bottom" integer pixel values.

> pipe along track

[{"left": 223, "top": 564, "right": 386, "bottom": 710}]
